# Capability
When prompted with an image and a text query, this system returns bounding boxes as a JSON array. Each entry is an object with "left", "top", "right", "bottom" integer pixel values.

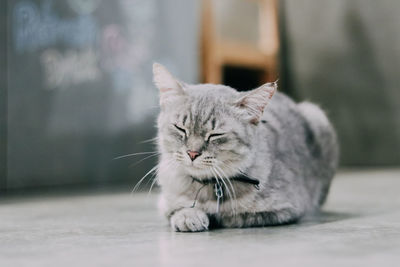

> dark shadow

[
  {"left": 205, "top": 210, "right": 359, "bottom": 232},
  {"left": 223, "top": 65, "right": 264, "bottom": 92}
]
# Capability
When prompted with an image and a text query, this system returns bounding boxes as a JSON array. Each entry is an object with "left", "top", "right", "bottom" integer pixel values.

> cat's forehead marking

[
  {"left": 193, "top": 103, "right": 217, "bottom": 132},
  {"left": 175, "top": 92, "right": 231, "bottom": 133},
  {"left": 182, "top": 114, "right": 188, "bottom": 126},
  {"left": 202, "top": 107, "right": 215, "bottom": 126}
]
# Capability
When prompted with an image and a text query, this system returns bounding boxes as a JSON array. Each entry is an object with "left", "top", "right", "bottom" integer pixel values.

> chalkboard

[{"left": 3, "top": 0, "right": 200, "bottom": 189}]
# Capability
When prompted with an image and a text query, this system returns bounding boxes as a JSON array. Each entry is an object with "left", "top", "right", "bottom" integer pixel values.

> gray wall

[
  {"left": 0, "top": 0, "right": 7, "bottom": 191},
  {"left": 281, "top": 0, "right": 400, "bottom": 165},
  {"left": 3, "top": 0, "right": 200, "bottom": 190}
]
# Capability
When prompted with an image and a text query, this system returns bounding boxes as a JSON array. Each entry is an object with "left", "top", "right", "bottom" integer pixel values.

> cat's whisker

[
  {"left": 209, "top": 167, "right": 223, "bottom": 197},
  {"left": 147, "top": 160, "right": 175, "bottom": 197},
  {"left": 131, "top": 165, "right": 159, "bottom": 194},
  {"left": 113, "top": 151, "right": 158, "bottom": 160},
  {"left": 144, "top": 157, "right": 176, "bottom": 194},
  {"left": 146, "top": 157, "right": 178, "bottom": 196},
  {"left": 217, "top": 160, "right": 251, "bottom": 211},
  {"left": 215, "top": 164, "right": 238, "bottom": 215},
  {"left": 139, "top": 136, "right": 159, "bottom": 144},
  {"left": 145, "top": 159, "right": 168, "bottom": 192},
  {"left": 221, "top": 159, "right": 247, "bottom": 178},
  {"left": 144, "top": 170, "right": 158, "bottom": 196},
  {"left": 128, "top": 153, "right": 160, "bottom": 168},
  {"left": 157, "top": 158, "right": 177, "bottom": 189},
  {"left": 173, "top": 151, "right": 185, "bottom": 162},
  {"left": 217, "top": 170, "right": 237, "bottom": 216},
  {"left": 147, "top": 176, "right": 159, "bottom": 196},
  {"left": 212, "top": 167, "right": 236, "bottom": 216},
  {"left": 214, "top": 165, "right": 237, "bottom": 216}
]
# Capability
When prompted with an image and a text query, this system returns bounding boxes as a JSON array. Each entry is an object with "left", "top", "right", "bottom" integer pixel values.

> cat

[{"left": 153, "top": 63, "right": 339, "bottom": 232}]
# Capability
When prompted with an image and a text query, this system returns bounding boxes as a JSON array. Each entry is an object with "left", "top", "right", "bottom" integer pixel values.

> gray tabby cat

[{"left": 153, "top": 63, "right": 338, "bottom": 232}]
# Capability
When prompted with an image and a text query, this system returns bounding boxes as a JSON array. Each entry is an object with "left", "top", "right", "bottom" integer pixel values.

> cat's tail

[{"left": 297, "top": 101, "right": 339, "bottom": 205}]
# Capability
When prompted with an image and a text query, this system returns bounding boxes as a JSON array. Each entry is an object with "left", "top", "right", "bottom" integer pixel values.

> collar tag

[
  {"left": 214, "top": 183, "right": 223, "bottom": 213},
  {"left": 190, "top": 173, "right": 260, "bottom": 213}
]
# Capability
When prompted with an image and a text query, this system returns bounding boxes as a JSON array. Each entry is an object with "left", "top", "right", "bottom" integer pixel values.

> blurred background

[{"left": 1, "top": 0, "right": 399, "bottom": 193}]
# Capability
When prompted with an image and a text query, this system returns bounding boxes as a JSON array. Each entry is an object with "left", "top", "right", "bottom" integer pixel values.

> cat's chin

[{"left": 182, "top": 165, "right": 214, "bottom": 179}]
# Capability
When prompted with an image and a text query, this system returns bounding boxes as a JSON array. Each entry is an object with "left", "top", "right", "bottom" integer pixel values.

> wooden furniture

[{"left": 201, "top": 0, "right": 279, "bottom": 84}]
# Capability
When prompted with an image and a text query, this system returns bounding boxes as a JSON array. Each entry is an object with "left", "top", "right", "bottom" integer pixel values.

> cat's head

[{"left": 153, "top": 63, "right": 276, "bottom": 179}]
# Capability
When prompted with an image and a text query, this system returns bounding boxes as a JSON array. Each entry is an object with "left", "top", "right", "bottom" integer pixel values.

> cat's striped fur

[{"left": 153, "top": 63, "right": 339, "bottom": 232}]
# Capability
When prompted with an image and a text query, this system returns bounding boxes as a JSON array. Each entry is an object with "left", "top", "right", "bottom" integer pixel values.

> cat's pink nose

[{"left": 187, "top": 150, "right": 201, "bottom": 161}]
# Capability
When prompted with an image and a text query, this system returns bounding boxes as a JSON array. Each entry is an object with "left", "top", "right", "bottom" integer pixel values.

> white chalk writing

[
  {"left": 13, "top": 0, "right": 98, "bottom": 52},
  {"left": 41, "top": 49, "right": 101, "bottom": 89},
  {"left": 67, "top": 0, "right": 101, "bottom": 15}
]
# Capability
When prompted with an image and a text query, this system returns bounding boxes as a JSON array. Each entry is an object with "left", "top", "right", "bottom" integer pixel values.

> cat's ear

[
  {"left": 235, "top": 81, "right": 277, "bottom": 125},
  {"left": 153, "top": 63, "right": 185, "bottom": 107}
]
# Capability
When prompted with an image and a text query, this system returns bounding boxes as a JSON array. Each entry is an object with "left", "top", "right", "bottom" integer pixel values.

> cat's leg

[
  {"left": 218, "top": 208, "right": 302, "bottom": 228},
  {"left": 159, "top": 191, "right": 210, "bottom": 232},
  {"left": 170, "top": 207, "right": 210, "bottom": 232}
]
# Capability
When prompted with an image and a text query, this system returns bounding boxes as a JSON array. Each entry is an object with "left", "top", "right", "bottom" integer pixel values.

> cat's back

[
  {"left": 260, "top": 91, "right": 338, "bottom": 207},
  {"left": 264, "top": 91, "right": 337, "bottom": 163},
  {"left": 262, "top": 91, "right": 338, "bottom": 177}
]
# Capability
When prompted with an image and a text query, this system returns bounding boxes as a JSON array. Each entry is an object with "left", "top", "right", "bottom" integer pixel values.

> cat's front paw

[{"left": 170, "top": 208, "right": 209, "bottom": 232}]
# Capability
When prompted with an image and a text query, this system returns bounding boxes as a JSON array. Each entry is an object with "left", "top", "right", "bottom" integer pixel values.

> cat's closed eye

[
  {"left": 206, "top": 133, "right": 225, "bottom": 142},
  {"left": 173, "top": 124, "right": 186, "bottom": 135}
]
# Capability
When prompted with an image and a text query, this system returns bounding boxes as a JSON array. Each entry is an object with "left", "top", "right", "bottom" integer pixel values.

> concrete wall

[{"left": 281, "top": 0, "right": 400, "bottom": 165}]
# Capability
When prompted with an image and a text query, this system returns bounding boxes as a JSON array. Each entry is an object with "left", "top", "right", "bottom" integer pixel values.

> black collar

[{"left": 191, "top": 173, "right": 260, "bottom": 189}]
